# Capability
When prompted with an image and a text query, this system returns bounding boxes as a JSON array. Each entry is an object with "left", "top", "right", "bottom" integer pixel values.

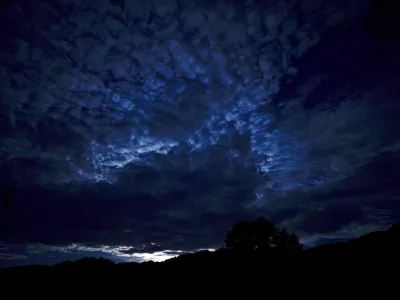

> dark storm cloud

[
  {"left": 283, "top": 150, "right": 400, "bottom": 238},
  {"left": 0, "top": 0, "right": 400, "bottom": 256},
  {"left": 120, "top": 245, "right": 164, "bottom": 254},
  {"left": 0, "top": 155, "right": 261, "bottom": 250},
  {"left": 0, "top": 253, "right": 27, "bottom": 260},
  {"left": 297, "top": 204, "right": 365, "bottom": 234}
]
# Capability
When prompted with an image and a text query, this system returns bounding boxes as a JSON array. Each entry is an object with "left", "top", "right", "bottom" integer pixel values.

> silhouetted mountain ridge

[
  {"left": 1, "top": 224, "right": 399, "bottom": 297},
  {"left": 2, "top": 223, "right": 399, "bottom": 272}
]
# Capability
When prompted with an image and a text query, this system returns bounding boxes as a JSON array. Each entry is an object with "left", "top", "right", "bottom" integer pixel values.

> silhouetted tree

[
  {"left": 273, "top": 227, "right": 302, "bottom": 253},
  {"left": 225, "top": 217, "right": 302, "bottom": 254}
]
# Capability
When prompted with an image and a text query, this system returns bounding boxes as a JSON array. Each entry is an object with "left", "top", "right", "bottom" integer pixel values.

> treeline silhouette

[{"left": 1, "top": 218, "right": 399, "bottom": 297}]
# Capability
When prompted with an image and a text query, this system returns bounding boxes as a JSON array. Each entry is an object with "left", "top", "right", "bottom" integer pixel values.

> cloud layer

[{"left": 1, "top": 0, "right": 400, "bottom": 257}]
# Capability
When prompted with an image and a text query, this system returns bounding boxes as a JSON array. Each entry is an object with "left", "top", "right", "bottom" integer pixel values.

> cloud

[
  {"left": 0, "top": 0, "right": 355, "bottom": 185},
  {"left": 20, "top": 243, "right": 190, "bottom": 263},
  {"left": 0, "top": 0, "right": 399, "bottom": 257},
  {"left": 127, "top": 251, "right": 185, "bottom": 263},
  {"left": 0, "top": 245, "right": 9, "bottom": 251},
  {"left": 0, "top": 253, "right": 27, "bottom": 260},
  {"left": 0, "top": 170, "right": 259, "bottom": 250}
]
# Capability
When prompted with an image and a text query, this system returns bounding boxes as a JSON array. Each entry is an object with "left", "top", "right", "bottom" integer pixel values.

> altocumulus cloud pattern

[{"left": 0, "top": 0, "right": 400, "bottom": 262}]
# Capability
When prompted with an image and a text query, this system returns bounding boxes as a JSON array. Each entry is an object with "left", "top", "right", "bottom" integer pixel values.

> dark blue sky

[{"left": 1, "top": 0, "right": 399, "bottom": 268}]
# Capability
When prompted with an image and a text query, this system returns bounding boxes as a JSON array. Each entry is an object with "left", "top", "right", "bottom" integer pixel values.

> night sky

[{"left": 1, "top": 0, "right": 399, "bottom": 268}]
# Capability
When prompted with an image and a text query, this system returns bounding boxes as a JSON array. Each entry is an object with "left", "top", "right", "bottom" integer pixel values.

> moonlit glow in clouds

[
  {"left": 60, "top": 244, "right": 186, "bottom": 262},
  {"left": 1, "top": 0, "right": 400, "bottom": 265},
  {"left": 18, "top": 243, "right": 211, "bottom": 263}
]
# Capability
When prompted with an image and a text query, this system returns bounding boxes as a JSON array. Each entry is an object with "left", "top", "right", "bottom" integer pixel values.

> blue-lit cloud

[{"left": 0, "top": 0, "right": 399, "bottom": 263}]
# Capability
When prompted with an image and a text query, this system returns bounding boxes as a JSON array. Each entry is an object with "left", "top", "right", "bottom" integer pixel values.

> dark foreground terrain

[{"left": 1, "top": 224, "right": 399, "bottom": 298}]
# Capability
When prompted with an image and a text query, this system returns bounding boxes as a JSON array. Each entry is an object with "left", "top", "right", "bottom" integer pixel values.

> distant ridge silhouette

[
  {"left": 2, "top": 223, "right": 399, "bottom": 272},
  {"left": 1, "top": 223, "right": 399, "bottom": 298}
]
